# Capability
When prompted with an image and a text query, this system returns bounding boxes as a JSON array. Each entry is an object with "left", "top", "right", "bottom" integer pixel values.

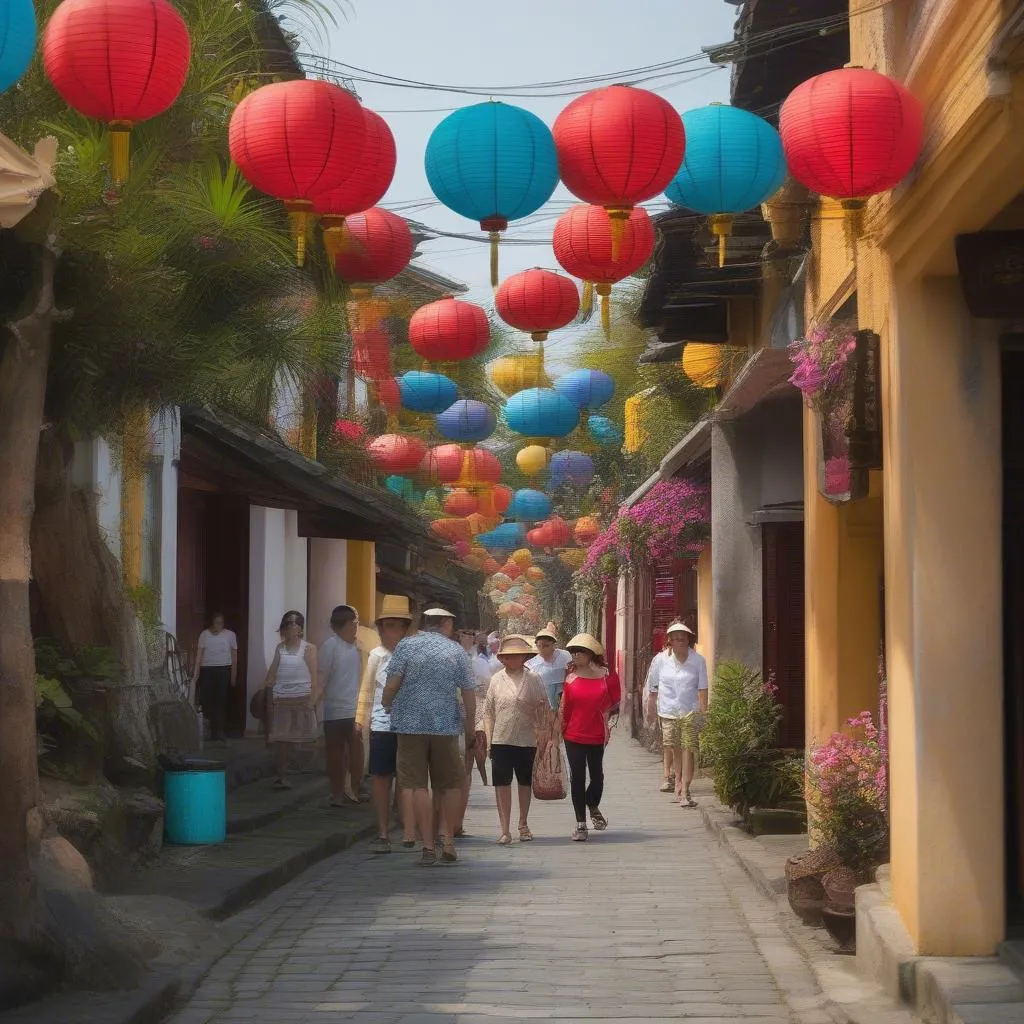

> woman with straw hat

[
  {"left": 559, "top": 634, "right": 615, "bottom": 841},
  {"left": 645, "top": 620, "right": 708, "bottom": 808},
  {"left": 482, "top": 635, "right": 550, "bottom": 845}
]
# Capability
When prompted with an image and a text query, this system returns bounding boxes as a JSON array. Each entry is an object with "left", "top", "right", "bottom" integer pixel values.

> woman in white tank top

[{"left": 261, "top": 611, "right": 319, "bottom": 788}]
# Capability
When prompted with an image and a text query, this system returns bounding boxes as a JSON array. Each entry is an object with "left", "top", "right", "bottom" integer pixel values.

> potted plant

[{"left": 807, "top": 704, "right": 889, "bottom": 952}]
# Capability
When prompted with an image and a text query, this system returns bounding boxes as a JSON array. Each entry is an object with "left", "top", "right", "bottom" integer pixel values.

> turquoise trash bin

[{"left": 163, "top": 758, "right": 227, "bottom": 845}]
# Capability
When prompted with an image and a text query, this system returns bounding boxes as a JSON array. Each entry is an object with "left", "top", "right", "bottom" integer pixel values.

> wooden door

[
  {"left": 175, "top": 488, "right": 208, "bottom": 656},
  {"left": 762, "top": 522, "right": 806, "bottom": 749}
]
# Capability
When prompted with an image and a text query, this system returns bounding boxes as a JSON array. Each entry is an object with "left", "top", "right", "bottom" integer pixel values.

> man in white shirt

[
  {"left": 319, "top": 605, "right": 363, "bottom": 807},
  {"left": 527, "top": 624, "right": 573, "bottom": 709},
  {"left": 486, "top": 632, "right": 502, "bottom": 676}
]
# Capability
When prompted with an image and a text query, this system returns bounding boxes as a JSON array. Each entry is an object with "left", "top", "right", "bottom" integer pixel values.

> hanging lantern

[
  {"left": 481, "top": 556, "right": 501, "bottom": 575},
  {"left": 553, "top": 85, "right": 684, "bottom": 255},
  {"left": 228, "top": 80, "right": 367, "bottom": 264},
  {"left": 366, "top": 433, "right": 428, "bottom": 474},
  {"left": 385, "top": 475, "right": 419, "bottom": 501},
  {"left": 528, "top": 516, "right": 572, "bottom": 549},
  {"left": 409, "top": 296, "right": 490, "bottom": 362},
  {"left": 42, "top": 0, "right": 191, "bottom": 186},
  {"left": 779, "top": 67, "right": 924, "bottom": 235},
  {"left": 444, "top": 488, "right": 479, "bottom": 517},
  {"left": 503, "top": 560, "right": 523, "bottom": 581},
  {"left": 398, "top": 371, "right": 458, "bottom": 414},
  {"left": 587, "top": 414, "right": 623, "bottom": 448},
  {"left": 526, "top": 566, "right": 545, "bottom": 582},
  {"left": 420, "top": 443, "right": 465, "bottom": 485},
  {"left": 509, "top": 488, "right": 553, "bottom": 522},
  {"left": 550, "top": 450, "right": 595, "bottom": 488},
  {"left": 425, "top": 101, "right": 559, "bottom": 286},
  {"left": 435, "top": 399, "right": 497, "bottom": 443},
  {"left": 376, "top": 377, "right": 401, "bottom": 413},
  {"left": 333, "top": 419, "right": 366, "bottom": 443},
  {"left": 559, "top": 548, "right": 586, "bottom": 571},
  {"left": 314, "top": 109, "right": 397, "bottom": 261},
  {"left": 574, "top": 515, "right": 601, "bottom": 547},
  {"left": 490, "top": 353, "right": 548, "bottom": 396},
  {"left": 682, "top": 343, "right": 726, "bottom": 389},
  {"left": 431, "top": 518, "right": 473, "bottom": 543},
  {"left": 510, "top": 548, "right": 533, "bottom": 570},
  {"left": 493, "top": 484, "right": 513, "bottom": 514},
  {"left": 666, "top": 104, "right": 787, "bottom": 266},
  {"left": 495, "top": 268, "right": 579, "bottom": 345},
  {"left": 454, "top": 446, "right": 503, "bottom": 488},
  {"left": 505, "top": 388, "right": 579, "bottom": 439},
  {"left": 623, "top": 387, "right": 654, "bottom": 454},
  {"left": 351, "top": 327, "right": 392, "bottom": 382},
  {"left": 333, "top": 208, "right": 414, "bottom": 292},
  {"left": 516, "top": 444, "right": 548, "bottom": 478},
  {"left": 1, "top": 0, "right": 35, "bottom": 93},
  {"left": 554, "top": 368, "right": 615, "bottom": 409},
  {"left": 478, "top": 522, "right": 527, "bottom": 553},
  {"left": 553, "top": 204, "right": 655, "bottom": 334}
]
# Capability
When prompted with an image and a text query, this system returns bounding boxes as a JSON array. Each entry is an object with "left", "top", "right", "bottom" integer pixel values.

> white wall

[{"left": 307, "top": 538, "right": 348, "bottom": 648}]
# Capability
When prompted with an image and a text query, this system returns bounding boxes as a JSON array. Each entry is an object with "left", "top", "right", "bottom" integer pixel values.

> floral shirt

[{"left": 387, "top": 631, "right": 476, "bottom": 736}]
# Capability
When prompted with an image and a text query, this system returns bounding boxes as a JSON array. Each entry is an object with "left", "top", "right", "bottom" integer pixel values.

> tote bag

[{"left": 532, "top": 735, "right": 567, "bottom": 801}]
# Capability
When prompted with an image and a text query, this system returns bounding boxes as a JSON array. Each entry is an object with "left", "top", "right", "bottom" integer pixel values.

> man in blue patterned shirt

[{"left": 382, "top": 607, "right": 476, "bottom": 866}]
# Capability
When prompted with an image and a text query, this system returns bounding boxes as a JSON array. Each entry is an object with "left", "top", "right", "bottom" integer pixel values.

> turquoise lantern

[
  {"left": 505, "top": 388, "right": 579, "bottom": 439},
  {"left": 398, "top": 371, "right": 458, "bottom": 415},
  {"left": 554, "top": 369, "right": 615, "bottom": 410},
  {"left": 666, "top": 104, "right": 787, "bottom": 267},
  {"left": 0, "top": 0, "right": 35, "bottom": 93},
  {"left": 424, "top": 101, "right": 560, "bottom": 286},
  {"left": 588, "top": 414, "right": 624, "bottom": 448},
  {"left": 509, "top": 489, "right": 552, "bottom": 523},
  {"left": 385, "top": 475, "right": 421, "bottom": 502},
  {"left": 435, "top": 399, "right": 497, "bottom": 442}
]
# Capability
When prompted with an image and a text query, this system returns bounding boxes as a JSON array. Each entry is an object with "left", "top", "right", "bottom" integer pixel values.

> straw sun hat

[
  {"left": 535, "top": 621, "right": 559, "bottom": 642},
  {"left": 498, "top": 635, "right": 536, "bottom": 657},
  {"left": 566, "top": 633, "right": 604, "bottom": 657},
  {"left": 376, "top": 594, "right": 413, "bottom": 623}
]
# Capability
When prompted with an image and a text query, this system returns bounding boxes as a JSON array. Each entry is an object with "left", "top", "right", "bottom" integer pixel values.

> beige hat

[
  {"left": 666, "top": 621, "right": 694, "bottom": 636},
  {"left": 376, "top": 594, "right": 413, "bottom": 623},
  {"left": 498, "top": 635, "right": 536, "bottom": 656},
  {"left": 535, "top": 621, "right": 559, "bottom": 642},
  {"left": 423, "top": 606, "right": 455, "bottom": 619},
  {"left": 566, "top": 633, "right": 604, "bottom": 657}
]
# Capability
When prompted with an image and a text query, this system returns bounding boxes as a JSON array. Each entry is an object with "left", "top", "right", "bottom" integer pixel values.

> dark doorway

[
  {"left": 1003, "top": 342, "right": 1024, "bottom": 931},
  {"left": 762, "top": 521, "right": 806, "bottom": 749},
  {"left": 176, "top": 488, "right": 250, "bottom": 737}
]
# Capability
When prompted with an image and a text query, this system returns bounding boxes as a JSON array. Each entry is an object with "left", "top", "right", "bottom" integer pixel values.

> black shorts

[
  {"left": 324, "top": 717, "right": 355, "bottom": 741},
  {"left": 369, "top": 731, "right": 398, "bottom": 778},
  {"left": 490, "top": 744, "right": 536, "bottom": 787}
]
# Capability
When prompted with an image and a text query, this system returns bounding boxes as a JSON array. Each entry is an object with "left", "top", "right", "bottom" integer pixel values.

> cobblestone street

[{"left": 167, "top": 735, "right": 840, "bottom": 1024}]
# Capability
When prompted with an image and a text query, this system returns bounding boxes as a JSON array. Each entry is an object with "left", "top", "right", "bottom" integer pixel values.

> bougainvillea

[
  {"left": 574, "top": 478, "right": 709, "bottom": 590},
  {"left": 788, "top": 321, "right": 856, "bottom": 410}
]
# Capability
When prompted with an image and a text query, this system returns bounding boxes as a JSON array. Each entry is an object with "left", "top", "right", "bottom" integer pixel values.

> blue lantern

[
  {"left": 0, "top": 0, "right": 35, "bottom": 94},
  {"left": 588, "top": 414, "right": 624, "bottom": 447},
  {"left": 425, "top": 101, "right": 560, "bottom": 286},
  {"left": 509, "top": 488, "right": 553, "bottom": 523},
  {"left": 550, "top": 450, "right": 595, "bottom": 488},
  {"left": 665, "top": 104, "right": 787, "bottom": 267},
  {"left": 505, "top": 388, "right": 579, "bottom": 439},
  {"left": 435, "top": 399, "right": 497, "bottom": 442},
  {"left": 385, "top": 475, "right": 419, "bottom": 501},
  {"left": 478, "top": 521, "right": 526, "bottom": 553},
  {"left": 398, "top": 371, "right": 458, "bottom": 414},
  {"left": 554, "top": 369, "right": 615, "bottom": 410}
]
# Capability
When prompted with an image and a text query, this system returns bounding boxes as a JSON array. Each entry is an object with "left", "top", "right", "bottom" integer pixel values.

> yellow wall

[
  {"left": 346, "top": 540, "right": 376, "bottom": 626},
  {"left": 695, "top": 544, "right": 714, "bottom": 682}
]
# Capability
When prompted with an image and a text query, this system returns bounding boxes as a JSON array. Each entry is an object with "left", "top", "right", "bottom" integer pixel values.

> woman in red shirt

[{"left": 559, "top": 633, "right": 618, "bottom": 841}]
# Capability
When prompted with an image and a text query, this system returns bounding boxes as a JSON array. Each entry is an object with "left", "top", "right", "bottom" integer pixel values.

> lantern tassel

[
  {"left": 709, "top": 214, "right": 733, "bottom": 269},
  {"left": 841, "top": 198, "right": 865, "bottom": 252},
  {"left": 489, "top": 230, "right": 500, "bottom": 289},
  {"left": 607, "top": 207, "right": 630, "bottom": 262},
  {"left": 596, "top": 283, "right": 612, "bottom": 340},
  {"left": 285, "top": 200, "right": 315, "bottom": 267},
  {"left": 581, "top": 281, "right": 594, "bottom": 319},
  {"left": 109, "top": 122, "right": 132, "bottom": 187}
]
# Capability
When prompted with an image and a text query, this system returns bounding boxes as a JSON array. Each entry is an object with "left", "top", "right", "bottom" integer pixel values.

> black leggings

[
  {"left": 198, "top": 665, "right": 231, "bottom": 740},
  {"left": 563, "top": 740, "right": 605, "bottom": 822}
]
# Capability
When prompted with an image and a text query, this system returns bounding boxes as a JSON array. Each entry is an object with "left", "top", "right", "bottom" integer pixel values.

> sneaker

[
  {"left": 440, "top": 838, "right": 458, "bottom": 864},
  {"left": 659, "top": 779, "right": 674, "bottom": 793},
  {"left": 371, "top": 836, "right": 391, "bottom": 854},
  {"left": 589, "top": 807, "right": 608, "bottom": 831},
  {"left": 572, "top": 823, "right": 588, "bottom": 842},
  {"left": 419, "top": 847, "right": 437, "bottom": 866}
]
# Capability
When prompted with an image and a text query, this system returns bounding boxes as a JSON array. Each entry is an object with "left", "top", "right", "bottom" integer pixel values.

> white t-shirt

[
  {"left": 320, "top": 635, "right": 361, "bottom": 721},
  {"left": 198, "top": 628, "right": 237, "bottom": 668},
  {"left": 475, "top": 652, "right": 502, "bottom": 680},
  {"left": 526, "top": 648, "right": 572, "bottom": 691},
  {"left": 646, "top": 648, "right": 709, "bottom": 718}
]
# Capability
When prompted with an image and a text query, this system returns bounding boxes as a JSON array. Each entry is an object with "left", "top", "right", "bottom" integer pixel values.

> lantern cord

[
  {"left": 600, "top": 296, "right": 611, "bottom": 338},
  {"left": 489, "top": 231, "right": 500, "bottom": 289},
  {"left": 109, "top": 122, "right": 132, "bottom": 187},
  {"left": 285, "top": 201, "right": 314, "bottom": 268},
  {"left": 580, "top": 281, "right": 594, "bottom": 319}
]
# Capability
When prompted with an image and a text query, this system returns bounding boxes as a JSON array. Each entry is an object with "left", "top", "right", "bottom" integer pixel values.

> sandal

[
  {"left": 371, "top": 836, "right": 391, "bottom": 854},
  {"left": 402, "top": 838, "right": 417, "bottom": 849},
  {"left": 272, "top": 777, "right": 292, "bottom": 790},
  {"left": 518, "top": 825, "right": 533, "bottom": 842},
  {"left": 682, "top": 793, "right": 697, "bottom": 808},
  {"left": 440, "top": 837, "right": 458, "bottom": 863},
  {"left": 497, "top": 833, "right": 512, "bottom": 845},
  {"left": 659, "top": 779, "right": 674, "bottom": 793},
  {"left": 419, "top": 847, "right": 437, "bottom": 866},
  {"left": 571, "top": 824, "right": 588, "bottom": 842},
  {"left": 589, "top": 807, "right": 608, "bottom": 831}
]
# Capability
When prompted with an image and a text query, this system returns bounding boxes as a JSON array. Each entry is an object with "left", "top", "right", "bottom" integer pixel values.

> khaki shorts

[
  {"left": 660, "top": 713, "right": 700, "bottom": 752},
  {"left": 396, "top": 733, "right": 464, "bottom": 792}
]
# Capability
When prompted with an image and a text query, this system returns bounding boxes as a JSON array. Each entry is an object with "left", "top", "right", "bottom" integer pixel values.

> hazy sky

[{"left": 316, "top": 0, "right": 738, "bottom": 362}]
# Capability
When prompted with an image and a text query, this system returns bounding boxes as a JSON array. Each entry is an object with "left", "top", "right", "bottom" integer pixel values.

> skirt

[{"left": 268, "top": 694, "right": 319, "bottom": 744}]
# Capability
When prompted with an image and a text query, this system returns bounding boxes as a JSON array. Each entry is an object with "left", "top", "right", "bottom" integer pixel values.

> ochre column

[{"left": 345, "top": 540, "right": 376, "bottom": 625}]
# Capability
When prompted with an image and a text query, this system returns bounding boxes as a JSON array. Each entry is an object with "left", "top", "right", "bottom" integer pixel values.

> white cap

[
  {"left": 487, "top": 631, "right": 500, "bottom": 644},
  {"left": 666, "top": 621, "right": 694, "bottom": 636},
  {"left": 423, "top": 607, "right": 455, "bottom": 618}
]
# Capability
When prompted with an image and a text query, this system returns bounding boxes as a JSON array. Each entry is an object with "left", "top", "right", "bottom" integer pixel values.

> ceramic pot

[{"left": 822, "top": 905, "right": 856, "bottom": 952}]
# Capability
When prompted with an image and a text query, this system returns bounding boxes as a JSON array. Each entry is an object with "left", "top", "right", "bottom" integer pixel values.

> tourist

[
  {"left": 318, "top": 605, "right": 362, "bottom": 808},
  {"left": 645, "top": 621, "right": 708, "bottom": 808},
  {"left": 192, "top": 612, "right": 238, "bottom": 744},
  {"left": 527, "top": 622, "right": 572, "bottom": 710},
  {"left": 483, "top": 635, "right": 549, "bottom": 845},
  {"left": 485, "top": 632, "right": 502, "bottom": 675},
  {"left": 560, "top": 633, "right": 615, "bottom": 841},
  {"left": 356, "top": 595, "right": 415, "bottom": 853},
  {"left": 262, "top": 611, "right": 319, "bottom": 790},
  {"left": 382, "top": 607, "right": 477, "bottom": 866}
]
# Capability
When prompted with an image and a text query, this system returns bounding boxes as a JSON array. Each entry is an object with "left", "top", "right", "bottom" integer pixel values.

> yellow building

[{"left": 803, "top": 0, "right": 1024, "bottom": 961}]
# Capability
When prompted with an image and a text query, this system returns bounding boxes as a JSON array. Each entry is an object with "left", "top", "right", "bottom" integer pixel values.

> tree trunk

[{"left": 0, "top": 212, "right": 59, "bottom": 941}]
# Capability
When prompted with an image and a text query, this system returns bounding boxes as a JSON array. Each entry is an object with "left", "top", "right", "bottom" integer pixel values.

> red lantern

[
  {"left": 444, "top": 488, "right": 479, "bottom": 517},
  {"left": 779, "top": 68, "right": 924, "bottom": 213},
  {"left": 493, "top": 484, "right": 512, "bottom": 514},
  {"left": 528, "top": 516, "right": 572, "bottom": 549},
  {"left": 431, "top": 518, "right": 472, "bottom": 543},
  {"left": 314, "top": 110, "right": 398, "bottom": 260},
  {"left": 376, "top": 377, "right": 401, "bottom": 413},
  {"left": 553, "top": 85, "right": 684, "bottom": 233},
  {"left": 454, "top": 447, "right": 502, "bottom": 488},
  {"left": 408, "top": 297, "right": 490, "bottom": 362},
  {"left": 333, "top": 208, "right": 414, "bottom": 292},
  {"left": 481, "top": 557, "right": 501, "bottom": 575},
  {"left": 351, "top": 327, "right": 392, "bottom": 382},
  {"left": 503, "top": 561, "right": 523, "bottom": 581},
  {"left": 495, "top": 269, "right": 580, "bottom": 343},
  {"left": 42, "top": 0, "right": 191, "bottom": 186},
  {"left": 228, "top": 80, "right": 367, "bottom": 265},
  {"left": 366, "top": 434, "right": 427, "bottom": 474},
  {"left": 333, "top": 419, "right": 366, "bottom": 443},
  {"left": 421, "top": 443, "right": 465, "bottom": 485},
  {"left": 553, "top": 204, "right": 655, "bottom": 332}
]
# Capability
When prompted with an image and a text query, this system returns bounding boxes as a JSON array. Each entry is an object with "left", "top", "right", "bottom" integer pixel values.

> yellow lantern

[
  {"left": 489, "top": 353, "right": 548, "bottom": 396},
  {"left": 511, "top": 548, "right": 532, "bottom": 569},
  {"left": 624, "top": 386, "right": 655, "bottom": 454},
  {"left": 681, "top": 342, "right": 725, "bottom": 389},
  {"left": 558, "top": 548, "right": 586, "bottom": 570},
  {"left": 526, "top": 565, "right": 545, "bottom": 582},
  {"left": 516, "top": 444, "right": 548, "bottom": 477}
]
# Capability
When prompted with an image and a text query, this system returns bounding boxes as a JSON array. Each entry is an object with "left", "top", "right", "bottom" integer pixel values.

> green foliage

[
  {"left": 701, "top": 661, "right": 802, "bottom": 818},
  {"left": 35, "top": 675, "right": 98, "bottom": 743}
]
